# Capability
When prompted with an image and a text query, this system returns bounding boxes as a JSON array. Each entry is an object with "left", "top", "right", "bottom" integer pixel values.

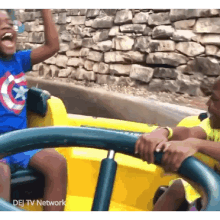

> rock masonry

[{"left": 15, "top": 9, "right": 220, "bottom": 96}]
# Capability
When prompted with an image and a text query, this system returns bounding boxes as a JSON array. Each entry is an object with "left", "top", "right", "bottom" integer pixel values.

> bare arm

[
  {"left": 170, "top": 126, "right": 207, "bottom": 141},
  {"left": 135, "top": 126, "right": 207, "bottom": 164},
  {"left": 31, "top": 9, "right": 59, "bottom": 65},
  {"left": 193, "top": 138, "right": 220, "bottom": 162},
  {"left": 154, "top": 126, "right": 207, "bottom": 154},
  {"left": 157, "top": 137, "right": 220, "bottom": 172}
]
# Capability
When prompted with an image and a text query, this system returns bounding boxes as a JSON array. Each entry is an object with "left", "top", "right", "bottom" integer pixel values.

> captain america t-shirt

[{"left": 0, "top": 50, "right": 32, "bottom": 133}]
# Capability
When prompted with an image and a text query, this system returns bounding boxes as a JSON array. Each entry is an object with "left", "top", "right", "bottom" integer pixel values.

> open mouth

[{"left": 1, "top": 32, "right": 14, "bottom": 48}]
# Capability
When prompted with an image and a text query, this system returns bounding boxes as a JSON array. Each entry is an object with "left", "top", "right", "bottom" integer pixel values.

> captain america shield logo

[{"left": 0, "top": 71, "right": 28, "bottom": 114}]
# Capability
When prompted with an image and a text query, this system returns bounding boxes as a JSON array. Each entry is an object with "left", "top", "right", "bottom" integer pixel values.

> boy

[
  {"left": 0, "top": 9, "right": 67, "bottom": 211},
  {"left": 135, "top": 76, "right": 220, "bottom": 211}
]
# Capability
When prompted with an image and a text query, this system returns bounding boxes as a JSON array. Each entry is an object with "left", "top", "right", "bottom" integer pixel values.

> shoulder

[
  {"left": 14, "top": 50, "right": 33, "bottom": 72},
  {"left": 15, "top": 50, "right": 32, "bottom": 58}
]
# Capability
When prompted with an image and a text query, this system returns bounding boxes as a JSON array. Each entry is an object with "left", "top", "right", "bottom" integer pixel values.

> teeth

[{"left": 1, "top": 33, "right": 13, "bottom": 40}]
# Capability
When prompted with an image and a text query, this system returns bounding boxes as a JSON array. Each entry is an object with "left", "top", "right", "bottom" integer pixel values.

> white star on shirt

[{"left": 13, "top": 86, "right": 28, "bottom": 100}]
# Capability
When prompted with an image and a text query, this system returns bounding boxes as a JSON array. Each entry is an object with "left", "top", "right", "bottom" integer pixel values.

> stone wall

[{"left": 15, "top": 9, "right": 220, "bottom": 96}]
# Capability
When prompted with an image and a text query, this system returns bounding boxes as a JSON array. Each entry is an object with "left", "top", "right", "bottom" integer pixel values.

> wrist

[
  {"left": 42, "top": 9, "right": 51, "bottom": 13},
  {"left": 155, "top": 126, "right": 173, "bottom": 140},
  {"left": 185, "top": 138, "right": 200, "bottom": 151},
  {"left": 41, "top": 9, "right": 52, "bottom": 18},
  {"left": 154, "top": 126, "right": 172, "bottom": 140}
]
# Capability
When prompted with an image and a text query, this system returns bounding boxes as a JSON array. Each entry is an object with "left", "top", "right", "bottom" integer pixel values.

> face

[
  {"left": 0, "top": 11, "right": 17, "bottom": 58},
  {"left": 206, "top": 79, "right": 220, "bottom": 129}
]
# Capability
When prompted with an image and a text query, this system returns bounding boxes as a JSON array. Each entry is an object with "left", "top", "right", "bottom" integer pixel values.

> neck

[{"left": 0, "top": 52, "right": 14, "bottom": 60}]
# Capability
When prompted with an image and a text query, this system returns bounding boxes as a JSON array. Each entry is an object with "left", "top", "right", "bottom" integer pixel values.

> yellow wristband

[
  {"left": 164, "top": 126, "right": 173, "bottom": 140},
  {"left": 155, "top": 126, "right": 173, "bottom": 140}
]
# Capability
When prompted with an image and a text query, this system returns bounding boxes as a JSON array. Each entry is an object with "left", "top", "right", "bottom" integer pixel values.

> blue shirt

[{"left": 0, "top": 50, "right": 32, "bottom": 133}]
